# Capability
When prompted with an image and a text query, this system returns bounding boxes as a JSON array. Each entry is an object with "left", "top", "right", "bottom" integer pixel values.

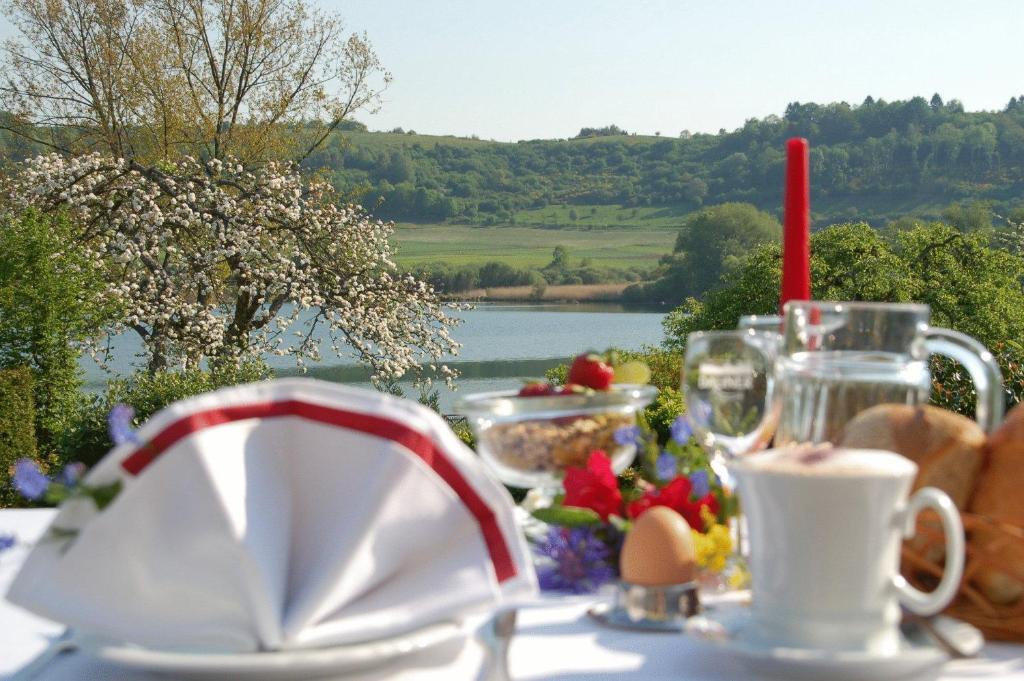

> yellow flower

[
  {"left": 728, "top": 564, "right": 751, "bottom": 590},
  {"left": 691, "top": 508, "right": 733, "bottom": 574}
]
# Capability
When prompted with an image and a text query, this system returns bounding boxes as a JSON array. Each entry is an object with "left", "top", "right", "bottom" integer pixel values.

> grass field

[
  {"left": 341, "top": 130, "right": 498, "bottom": 150},
  {"left": 511, "top": 204, "right": 694, "bottom": 229},
  {"left": 341, "top": 130, "right": 663, "bottom": 149},
  {"left": 458, "top": 283, "right": 630, "bottom": 302},
  {"left": 391, "top": 222, "right": 677, "bottom": 269}
]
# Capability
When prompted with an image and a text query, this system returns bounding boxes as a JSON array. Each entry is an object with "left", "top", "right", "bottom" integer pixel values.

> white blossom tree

[{"left": 4, "top": 153, "right": 461, "bottom": 384}]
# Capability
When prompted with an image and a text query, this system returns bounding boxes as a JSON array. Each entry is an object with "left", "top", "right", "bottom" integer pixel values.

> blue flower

[
  {"left": 613, "top": 425, "right": 642, "bottom": 447},
  {"left": 0, "top": 534, "right": 15, "bottom": 553},
  {"left": 13, "top": 459, "right": 50, "bottom": 501},
  {"left": 689, "top": 469, "right": 710, "bottom": 498},
  {"left": 57, "top": 462, "right": 87, "bottom": 487},
  {"left": 107, "top": 404, "right": 139, "bottom": 446},
  {"left": 670, "top": 415, "right": 693, "bottom": 444},
  {"left": 655, "top": 451, "right": 677, "bottom": 481},
  {"left": 535, "top": 527, "right": 616, "bottom": 594}
]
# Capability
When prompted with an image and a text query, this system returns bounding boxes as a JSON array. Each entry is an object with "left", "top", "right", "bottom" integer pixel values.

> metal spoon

[
  {"left": 900, "top": 608, "right": 983, "bottom": 659},
  {"left": 475, "top": 609, "right": 517, "bottom": 681}
]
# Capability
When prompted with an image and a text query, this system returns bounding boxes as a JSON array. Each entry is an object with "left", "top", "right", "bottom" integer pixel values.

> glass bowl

[{"left": 454, "top": 384, "right": 658, "bottom": 489}]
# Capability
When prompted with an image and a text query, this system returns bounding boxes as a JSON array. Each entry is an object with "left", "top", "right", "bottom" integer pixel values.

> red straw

[{"left": 780, "top": 138, "right": 811, "bottom": 311}]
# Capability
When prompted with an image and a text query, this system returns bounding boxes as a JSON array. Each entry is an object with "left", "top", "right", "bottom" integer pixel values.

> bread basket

[{"left": 902, "top": 513, "right": 1024, "bottom": 641}]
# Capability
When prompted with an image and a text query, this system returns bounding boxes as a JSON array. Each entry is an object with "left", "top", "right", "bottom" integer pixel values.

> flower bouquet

[{"left": 526, "top": 414, "right": 743, "bottom": 595}]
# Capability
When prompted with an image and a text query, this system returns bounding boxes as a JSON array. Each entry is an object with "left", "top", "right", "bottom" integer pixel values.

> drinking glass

[
  {"left": 737, "top": 314, "right": 783, "bottom": 334},
  {"left": 775, "top": 301, "right": 1004, "bottom": 445},
  {"left": 682, "top": 330, "right": 780, "bottom": 480},
  {"left": 683, "top": 330, "right": 780, "bottom": 577}
]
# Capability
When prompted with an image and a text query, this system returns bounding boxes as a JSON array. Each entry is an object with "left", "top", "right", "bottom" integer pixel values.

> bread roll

[
  {"left": 971, "top": 402, "right": 1024, "bottom": 525},
  {"left": 969, "top": 402, "right": 1024, "bottom": 605},
  {"left": 838, "top": 404, "right": 986, "bottom": 509}
]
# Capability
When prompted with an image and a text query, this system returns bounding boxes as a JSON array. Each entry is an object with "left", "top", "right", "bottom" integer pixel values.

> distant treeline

[
  {"left": 299, "top": 94, "right": 1024, "bottom": 225},
  {"left": 410, "top": 246, "right": 651, "bottom": 294}
]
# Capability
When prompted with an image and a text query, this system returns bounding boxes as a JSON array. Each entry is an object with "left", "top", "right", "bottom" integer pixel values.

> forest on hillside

[
  {"left": 3, "top": 95, "right": 1024, "bottom": 226},
  {"left": 298, "top": 94, "right": 1024, "bottom": 226},
  {"left": 5, "top": 95, "right": 1024, "bottom": 299}
]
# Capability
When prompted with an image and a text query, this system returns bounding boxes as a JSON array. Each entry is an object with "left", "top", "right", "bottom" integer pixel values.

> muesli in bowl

[{"left": 455, "top": 354, "right": 658, "bottom": 489}]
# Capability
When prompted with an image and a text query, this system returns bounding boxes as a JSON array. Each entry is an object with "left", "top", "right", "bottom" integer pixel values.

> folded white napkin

[{"left": 7, "top": 378, "right": 536, "bottom": 652}]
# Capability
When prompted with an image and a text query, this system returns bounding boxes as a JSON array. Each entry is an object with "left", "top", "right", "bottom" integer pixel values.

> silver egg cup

[{"left": 592, "top": 580, "right": 702, "bottom": 632}]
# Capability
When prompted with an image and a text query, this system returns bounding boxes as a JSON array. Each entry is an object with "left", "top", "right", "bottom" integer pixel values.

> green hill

[{"left": 305, "top": 94, "right": 1024, "bottom": 227}]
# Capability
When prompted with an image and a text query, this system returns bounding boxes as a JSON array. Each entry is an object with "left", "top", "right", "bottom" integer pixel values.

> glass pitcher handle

[{"left": 924, "top": 327, "right": 1004, "bottom": 432}]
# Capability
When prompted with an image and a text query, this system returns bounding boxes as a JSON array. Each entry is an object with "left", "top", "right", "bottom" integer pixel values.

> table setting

[{"left": 3, "top": 137, "right": 1024, "bottom": 680}]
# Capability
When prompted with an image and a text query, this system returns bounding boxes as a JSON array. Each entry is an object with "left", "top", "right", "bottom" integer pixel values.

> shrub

[
  {"left": 664, "top": 222, "right": 1024, "bottom": 414},
  {"left": 449, "top": 418, "right": 476, "bottom": 449},
  {"left": 643, "top": 387, "right": 687, "bottom": 442},
  {"left": 0, "top": 210, "right": 115, "bottom": 458},
  {"left": 529, "top": 272, "right": 547, "bottom": 300},
  {"left": 0, "top": 367, "right": 39, "bottom": 507},
  {"left": 61, "top": 361, "right": 272, "bottom": 467}
]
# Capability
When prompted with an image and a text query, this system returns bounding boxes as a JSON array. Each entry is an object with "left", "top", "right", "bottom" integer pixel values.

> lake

[{"left": 80, "top": 302, "right": 667, "bottom": 412}]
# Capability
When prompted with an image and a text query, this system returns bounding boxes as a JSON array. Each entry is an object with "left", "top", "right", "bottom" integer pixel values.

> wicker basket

[{"left": 902, "top": 513, "right": 1024, "bottom": 641}]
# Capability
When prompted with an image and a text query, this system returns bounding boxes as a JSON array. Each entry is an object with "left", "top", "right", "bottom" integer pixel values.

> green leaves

[
  {"left": 531, "top": 505, "right": 603, "bottom": 527},
  {"left": 41, "top": 479, "right": 123, "bottom": 511},
  {"left": 664, "top": 220, "right": 1024, "bottom": 413},
  {"left": 87, "top": 480, "right": 123, "bottom": 511},
  {"left": 0, "top": 210, "right": 116, "bottom": 461}
]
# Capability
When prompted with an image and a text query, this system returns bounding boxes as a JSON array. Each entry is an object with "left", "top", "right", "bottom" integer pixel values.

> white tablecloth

[{"left": 2, "top": 509, "right": 1023, "bottom": 680}]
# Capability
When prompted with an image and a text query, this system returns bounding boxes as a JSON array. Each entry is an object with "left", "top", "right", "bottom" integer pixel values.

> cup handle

[
  {"left": 924, "top": 327, "right": 1004, "bottom": 432},
  {"left": 894, "top": 487, "right": 965, "bottom": 616}
]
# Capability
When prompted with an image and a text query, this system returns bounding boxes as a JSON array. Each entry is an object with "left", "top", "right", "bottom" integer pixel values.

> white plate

[
  {"left": 684, "top": 605, "right": 975, "bottom": 681},
  {"left": 76, "top": 621, "right": 464, "bottom": 680}
]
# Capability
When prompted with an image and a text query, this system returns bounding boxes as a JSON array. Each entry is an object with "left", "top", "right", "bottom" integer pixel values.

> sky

[
  {"left": 3, "top": 0, "right": 1023, "bottom": 141},
  {"left": 324, "top": 0, "right": 1024, "bottom": 141}
]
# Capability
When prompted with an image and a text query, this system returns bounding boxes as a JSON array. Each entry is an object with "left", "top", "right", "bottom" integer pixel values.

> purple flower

[
  {"left": 689, "top": 469, "right": 710, "bottom": 498},
  {"left": 57, "top": 462, "right": 87, "bottom": 487},
  {"left": 535, "top": 527, "right": 616, "bottom": 594},
  {"left": 13, "top": 459, "right": 50, "bottom": 501},
  {"left": 0, "top": 534, "right": 14, "bottom": 552},
  {"left": 670, "top": 415, "right": 693, "bottom": 444},
  {"left": 107, "top": 404, "right": 139, "bottom": 446},
  {"left": 613, "top": 425, "right": 642, "bottom": 447},
  {"left": 656, "top": 451, "right": 677, "bottom": 481}
]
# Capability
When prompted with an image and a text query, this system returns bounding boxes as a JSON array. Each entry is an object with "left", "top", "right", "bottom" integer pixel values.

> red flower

[
  {"left": 626, "top": 476, "right": 719, "bottom": 532},
  {"left": 563, "top": 450, "right": 623, "bottom": 521}
]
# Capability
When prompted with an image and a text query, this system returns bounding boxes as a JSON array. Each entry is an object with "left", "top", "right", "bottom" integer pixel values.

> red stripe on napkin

[{"left": 120, "top": 400, "right": 518, "bottom": 583}]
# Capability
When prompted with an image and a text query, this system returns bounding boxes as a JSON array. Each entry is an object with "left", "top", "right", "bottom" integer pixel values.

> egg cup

[{"left": 593, "top": 581, "right": 702, "bottom": 632}]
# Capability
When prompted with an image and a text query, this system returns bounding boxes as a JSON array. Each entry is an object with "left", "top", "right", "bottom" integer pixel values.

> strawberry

[
  {"left": 518, "top": 382, "right": 557, "bottom": 397},
  {"left": 567, "top": 353, "right": 615, "bottom": 390}
]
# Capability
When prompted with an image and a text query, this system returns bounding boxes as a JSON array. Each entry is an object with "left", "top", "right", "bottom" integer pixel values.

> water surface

[{"left": 81, "top": 302, "right": 667, "bottom": 412}]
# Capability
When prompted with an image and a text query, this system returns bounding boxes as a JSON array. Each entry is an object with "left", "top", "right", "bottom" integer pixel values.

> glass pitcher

[{"left": 775, "top": 301, "right": 1004, "bottom": 445}]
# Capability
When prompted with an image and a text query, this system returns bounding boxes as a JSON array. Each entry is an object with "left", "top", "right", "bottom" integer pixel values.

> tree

[
  {"left": 663, "top": 222, "right": 1024, "bottom": 412},
  {"left": 0, "top": 210, "right": 116, "bottom": 453},
  {"left": 942, "top": 201, "right": 993, "bottom": 232},
  {"left": 575, "top": 125, "right": 628, "bottom": 138},
  {"left": 383, "top": 150, "right": 412, "bottom": 184},
  {"left": 4, "top": 153, "right": 461, "bottom": 385},
  {"left": 626, "top": 203, "right": 780, "bottom": 305},
  {"left": 550, "top": 245, "right": 570, "bottom": 268},
  {"left": 1, "top": 0, "right": 390, "bottom": 164}
]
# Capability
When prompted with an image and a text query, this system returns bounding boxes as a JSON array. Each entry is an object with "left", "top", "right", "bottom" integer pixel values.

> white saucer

[
  {"left": 685, "top": 606, "right": 981, "bottom": 681},
  {"left": 76, "top": 621, "right": 463, "bottom": 680}
]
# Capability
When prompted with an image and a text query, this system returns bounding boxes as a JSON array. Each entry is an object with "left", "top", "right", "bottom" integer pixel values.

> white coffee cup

[{"left": 728, "top": 447, "right": 965, "bottom": 654}]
